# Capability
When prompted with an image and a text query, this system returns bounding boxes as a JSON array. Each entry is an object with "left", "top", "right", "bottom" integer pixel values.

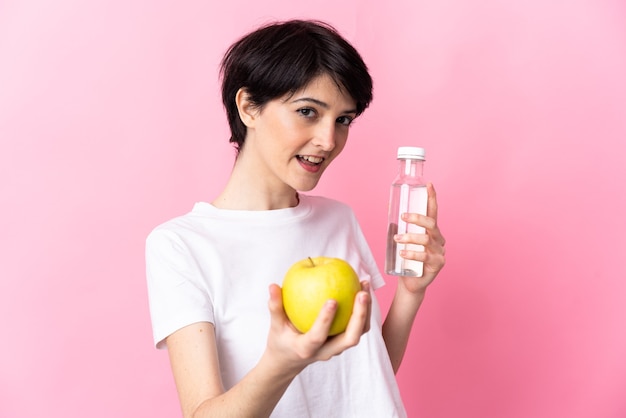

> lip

[{"left": 296, "top": 155, "right": 325, "bottom": 173}]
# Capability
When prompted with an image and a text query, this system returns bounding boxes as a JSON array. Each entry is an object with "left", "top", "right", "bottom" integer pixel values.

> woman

[{"left": 146, "top": 19, "right": 446, "bottom": 417}]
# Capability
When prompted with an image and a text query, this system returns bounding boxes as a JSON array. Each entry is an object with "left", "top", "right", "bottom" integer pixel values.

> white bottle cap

[{"left": 397, "top": 146, "right": 426, "bottom": 160}]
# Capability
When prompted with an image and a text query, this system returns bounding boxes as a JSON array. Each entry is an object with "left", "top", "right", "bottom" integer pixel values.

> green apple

[{"left": 282, "top": 256, "right": 361, "bottom": 336}]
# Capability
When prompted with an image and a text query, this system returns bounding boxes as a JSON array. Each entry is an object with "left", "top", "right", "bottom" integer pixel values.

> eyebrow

[{"left": 292, "top": 97, "right": 357, "bottom": 114}]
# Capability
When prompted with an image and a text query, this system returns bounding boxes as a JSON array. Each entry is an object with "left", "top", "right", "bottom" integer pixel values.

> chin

[
  {"left": 294, "top": 179, "right": 321, "bottom": 192},
  {"left": 296, "top": 185, "right": 317, "bottom": 193}
]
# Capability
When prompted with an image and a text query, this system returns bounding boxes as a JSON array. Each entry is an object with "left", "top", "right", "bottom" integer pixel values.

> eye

[
  {"left": 336, "top": 115, "right": 354, "bottom": 127},
  {"left": 297, "top": 108, "right": 317, "bottom": 118}
]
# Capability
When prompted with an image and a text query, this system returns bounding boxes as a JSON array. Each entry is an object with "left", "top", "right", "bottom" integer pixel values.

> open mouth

[{"left": 296, "top": 155, "right": 325, "bottom": 166}]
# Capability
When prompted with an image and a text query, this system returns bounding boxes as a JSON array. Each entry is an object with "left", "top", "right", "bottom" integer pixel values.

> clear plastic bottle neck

[{"left": 398, "top": 158, "right": 424, "bottom": 178}]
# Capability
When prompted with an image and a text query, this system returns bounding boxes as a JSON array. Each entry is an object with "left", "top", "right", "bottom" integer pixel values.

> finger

[
  {"left": 400, "top": 233, "right": 445, "bottom": 261},
  {"left": 401, "top": 212, "right": 435, "bottom": 230},
  {"left": 339, "top": 290, "right": 370, "bottom": 343},
  {"left": 315, "top": 291, "right": 370, "bottom": 361},
  {"left": 395, "top": 232, "right": 430, "bottom": 246},
  {"left": 362, "top": 282, "right": 372, "bottom": 334},
  {"left": 402, "top": 246, "right": 445, "bottom": 264},
  {"left": 303, "top": 299, "right": 338, "bottom": 346},
  {"left": 268, "top": 284, "right": 289, "bottom": 329},
  {"left": 268, "top": 284, "right": 283, "bottom": 313},
  {"left": 426, "top": 183, "right": 439, "bottom": 221},
  {"left": 423, "top": 251, "right": 446, "bottom": 275},
  {"left": 400, "top": 218, "right": 445, "bottom": 251},
  {"left": 398, "top": 228, "right": 445, "bottom": 251}
]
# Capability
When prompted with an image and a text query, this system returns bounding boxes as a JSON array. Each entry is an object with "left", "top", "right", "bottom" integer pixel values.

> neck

[{"left": 212, "top": 152, "right": 299, "bottom": 211}]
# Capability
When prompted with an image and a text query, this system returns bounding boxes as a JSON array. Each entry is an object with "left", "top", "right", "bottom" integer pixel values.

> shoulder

[
  {"left": 147, "top": 213, "right": 189, "bottom": 239},
  {"left": 145, "top": 208, "right": 206, "bottom": 251},
  {"left": 298, "top": 195, "right": 361, "bottom": 231},
  {"left": 300, "top": 194, "right": 354, "bottom": 214}
]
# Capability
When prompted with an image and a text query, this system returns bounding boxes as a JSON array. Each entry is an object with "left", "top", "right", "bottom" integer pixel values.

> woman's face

[{"left": 241, "top": 73, "right": 358, "bottom": 193}]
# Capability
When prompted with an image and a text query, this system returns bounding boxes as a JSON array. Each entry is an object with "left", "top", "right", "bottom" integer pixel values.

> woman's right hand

[
  {"left": 168, "top": 283, "right": 372, "bottom": 418},
  {"left": 264, "top": 281, "right": 372, "bottom": 375}
]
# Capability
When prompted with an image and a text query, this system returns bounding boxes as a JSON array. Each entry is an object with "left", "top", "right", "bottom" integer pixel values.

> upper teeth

[{"left": 301, "top": 156, "right": 324, "bottom": 164}]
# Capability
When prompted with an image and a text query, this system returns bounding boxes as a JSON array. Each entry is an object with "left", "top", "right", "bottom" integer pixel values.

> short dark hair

[{"left": 220, "top": 19, "right": 373, "bottom": 152}]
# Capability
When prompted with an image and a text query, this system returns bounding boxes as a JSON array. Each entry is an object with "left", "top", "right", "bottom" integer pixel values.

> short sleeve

[
  {"left": 145, "top": 228, "right": 214, "bottom": 349},
  {"left": 349, "top": 210, "right": 386, "bottom": 291}
]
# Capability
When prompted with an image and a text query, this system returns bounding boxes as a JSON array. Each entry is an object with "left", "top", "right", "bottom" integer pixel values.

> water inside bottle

[{"left": 385, "top": 185, "right": 428, "bottom": 277}]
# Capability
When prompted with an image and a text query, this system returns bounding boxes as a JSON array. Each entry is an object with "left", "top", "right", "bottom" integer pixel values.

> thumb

[{"left": 268, "top": 283, "right": 286, "bottom": 320}]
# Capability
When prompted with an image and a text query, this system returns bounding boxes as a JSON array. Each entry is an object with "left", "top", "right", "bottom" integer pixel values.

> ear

[{"left": 235, "top": 88, "right": 258, "bottom": 128}]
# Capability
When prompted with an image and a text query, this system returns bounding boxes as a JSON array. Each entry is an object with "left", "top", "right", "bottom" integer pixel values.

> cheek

[
  {"left": 323, "top": 135, "right": 348, "bottom": 167},
  {"left": 261, "top": 109, "right": 295, "bottom": 132},
  {"left": 333, "top": 131, "right": 350, "bottom": 154},
  {"left": 273, "top": 115, "right": 307, "bottom": 141}
]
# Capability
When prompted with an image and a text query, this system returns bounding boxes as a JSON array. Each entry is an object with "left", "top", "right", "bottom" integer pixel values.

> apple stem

[{"left": 308, "top": 257, "right": 315, "bottom": 267}]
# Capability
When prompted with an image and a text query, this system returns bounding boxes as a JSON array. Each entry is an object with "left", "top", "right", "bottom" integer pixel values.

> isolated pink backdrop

[{"left": 1, "top": 1, "right": 625, "bottom": 417}]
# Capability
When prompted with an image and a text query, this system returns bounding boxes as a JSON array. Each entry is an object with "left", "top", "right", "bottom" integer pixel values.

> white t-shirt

[{"left": 146, "top": 194, "right": 407, "bottom": 417}]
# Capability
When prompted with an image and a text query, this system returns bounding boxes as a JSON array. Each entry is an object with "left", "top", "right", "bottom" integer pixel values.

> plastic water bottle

[{"left": 385, "top": 146, "right": 428, "bottom": 277}]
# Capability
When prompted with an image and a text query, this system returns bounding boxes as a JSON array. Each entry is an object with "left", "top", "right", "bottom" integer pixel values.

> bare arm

[
  {"left": 167, "top": 282, "right": 372, "bottom": 418},
  {"left": 382, "top": 183, "right": 446, "bottom": 373}
]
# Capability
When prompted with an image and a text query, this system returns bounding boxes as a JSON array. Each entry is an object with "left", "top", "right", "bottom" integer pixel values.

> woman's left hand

[{"left": 394, "top": 183, "right": 446, "bottom": 294}]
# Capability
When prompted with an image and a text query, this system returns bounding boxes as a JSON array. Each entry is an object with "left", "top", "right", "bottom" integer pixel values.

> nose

[{"left": 312, "top": 121, "right": 336, "bottom": 152}]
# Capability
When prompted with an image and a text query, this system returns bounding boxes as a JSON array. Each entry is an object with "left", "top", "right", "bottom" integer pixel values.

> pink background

[{"left": 1, "top": 1, "right": 625, "bottom": 417}]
